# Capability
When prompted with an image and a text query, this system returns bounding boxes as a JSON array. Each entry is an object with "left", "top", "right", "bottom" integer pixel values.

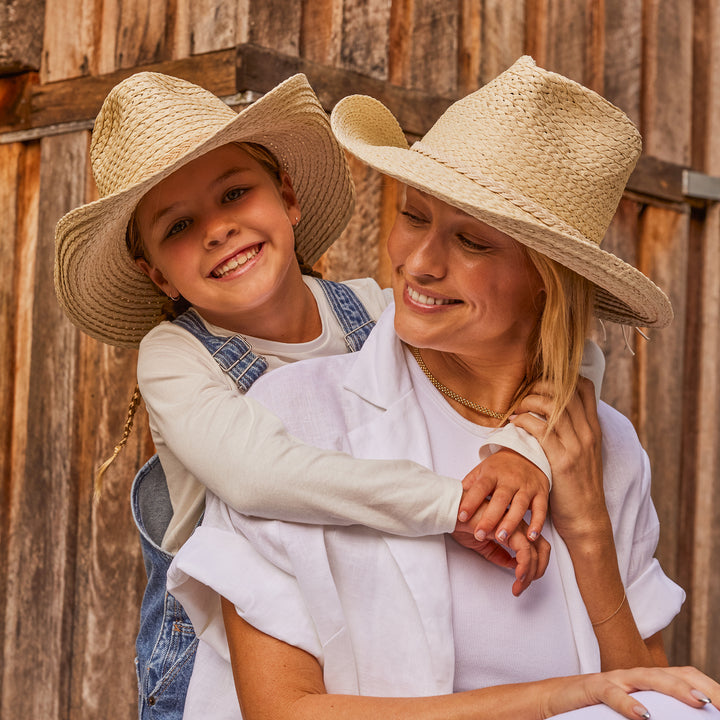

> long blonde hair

[{"left": 508, "top": 248, "right": 595, "bottom": 433}]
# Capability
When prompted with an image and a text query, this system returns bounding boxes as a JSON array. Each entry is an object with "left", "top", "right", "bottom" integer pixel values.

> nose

[
  {"left": 403, "top": 228, "right": 447, "bottom": 280},
  {"left": 202, "top": 213, "right": 237, "bottom": 249}
]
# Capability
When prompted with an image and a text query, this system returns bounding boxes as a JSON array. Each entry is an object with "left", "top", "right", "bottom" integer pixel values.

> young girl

[{"left": 54, "top": 71, "right": 591, "bottom": 719}]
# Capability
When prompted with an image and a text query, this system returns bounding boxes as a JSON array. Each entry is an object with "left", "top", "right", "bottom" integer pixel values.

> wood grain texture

[
  {"left": 30, "top": 49, "right": 236, "bottom": 129},
  {"left": 642, "top": 0, "right": 693, "bottom": 164},
  {"left": 1, "top": 131, "right": 87, "bottom": 719},
  {"left": 636, "top": 205, "right": 690, "bottom": 663}
]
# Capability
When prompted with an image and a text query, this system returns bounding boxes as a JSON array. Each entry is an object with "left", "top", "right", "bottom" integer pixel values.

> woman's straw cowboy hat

[
  {"left": 331, "top": 55, "right": 672, "bottom": 328},
  {"left": 55, "top": 72, "right": 355, "bottom": 347}
]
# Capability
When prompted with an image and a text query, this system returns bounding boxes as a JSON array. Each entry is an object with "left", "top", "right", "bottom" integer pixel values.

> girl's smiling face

[
  {"left": 134, "top": 143, "right": 302, "bottom": 333},
  {"left": 388, "top": 187, "right": 544, "bottom": 364}
]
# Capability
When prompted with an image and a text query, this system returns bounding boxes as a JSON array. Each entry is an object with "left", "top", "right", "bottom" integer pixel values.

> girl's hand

[
  {"left": 510, "top": 377, "right": 607, "bottom": 545},
  {"left": 452, "top": 509, "right": 551, "bottom": 597},
  {"left": 457, "top": 447, "right": 550, "bottom": 543},
  {"left": 544, "top": 665, "right": 720, "bottom": 719}
]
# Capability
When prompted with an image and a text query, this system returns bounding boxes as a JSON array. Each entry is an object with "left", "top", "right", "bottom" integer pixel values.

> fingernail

[
  {"left": 474, "top": 529, "right": 486, "bottom": 541},
  {"left": 633, "top": 705, "right": 650, "bottom": 719},
  {"left": 458, "top": 511, "right": 468, "bottom": 522},
  {"left": 496, "top": 529, "right": 508, "bottom": 543},
  {"left": 529, "top": 530, "right": 539, "bottom": 541},
  {"left": 691, "top": 689, "right": 711, "bottom": 704},
  {"left": 519, "top": 574, "right": 526, "bottom": 583}
]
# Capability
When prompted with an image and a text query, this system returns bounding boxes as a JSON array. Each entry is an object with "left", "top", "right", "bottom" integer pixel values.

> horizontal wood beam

[{"left": 1, "top": 42, "right": 718, "bottom": 206}]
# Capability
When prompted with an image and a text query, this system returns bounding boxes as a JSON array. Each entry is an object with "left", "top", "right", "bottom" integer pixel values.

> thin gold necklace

[{"left": 409, "top": 346, "right": 507, "bottom": 420}]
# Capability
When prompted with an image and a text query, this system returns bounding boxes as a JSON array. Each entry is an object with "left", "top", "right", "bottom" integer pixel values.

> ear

[
  {"left": 279, "top": 171, "right": 301, "bottom": 226},
  {"left": 135, "top": 257, "right": 179, "bottom": 299}
]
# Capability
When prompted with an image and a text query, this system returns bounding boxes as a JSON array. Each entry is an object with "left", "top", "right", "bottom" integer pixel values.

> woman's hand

[
  {"left": 542, "top": 666, "right": 719, "bottom": 719},
  {"left": 510, "top": 377, "right": 607, "bottom": 545},
  {"left": 452, "top": 507, "right": 551, "bottom": 597},
  {"left": 457, "top": 447, "right": 550, "bottom": 544}
]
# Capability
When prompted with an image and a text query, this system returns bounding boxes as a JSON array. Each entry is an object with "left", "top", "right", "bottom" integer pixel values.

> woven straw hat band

[{"left": 412, "top": 63, "right": 642, "bottom": 247}]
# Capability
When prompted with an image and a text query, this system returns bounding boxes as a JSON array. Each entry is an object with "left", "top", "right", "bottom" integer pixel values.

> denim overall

[{"left": 131, "top": 279, "right": 376, "bottom": 719}]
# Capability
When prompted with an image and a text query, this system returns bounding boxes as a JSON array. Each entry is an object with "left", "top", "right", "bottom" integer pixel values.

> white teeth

[
  {"left": 407, "top": 286, "right": 455, "bottom": 306},
  {"left": 213, "top": 246, "right": 259, "bottom": 277}
]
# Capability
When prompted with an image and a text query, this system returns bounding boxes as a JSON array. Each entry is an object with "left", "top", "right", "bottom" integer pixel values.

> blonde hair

[
  {"left": 508, "top": 248, "right": 595, "bottom": 433},
  {"left": 97, "top": 142, "right": 320, "bottom": 494}
]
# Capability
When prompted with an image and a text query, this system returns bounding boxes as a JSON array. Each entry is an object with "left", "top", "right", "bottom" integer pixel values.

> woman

[{"left": 168, "top": 57, "right": 715, "bottom": 719}]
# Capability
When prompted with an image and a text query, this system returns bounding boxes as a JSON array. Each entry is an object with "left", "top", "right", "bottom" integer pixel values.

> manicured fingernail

[
  {"left": 474, "top": 529, "right": 486, "bottom": 541},
  {"left": 529, "top": 530, "right": 539, "bottom": 541},
  {"left": 633, "top": 705, "right": 650, "bottom": 719},
  {"left": 458, "top": 511, "right": 468, "bottom": 522},
  {"left": 519, "top": 574, "right": 526, "bottom": 583},
  {"left": 691, "top": 689, "right": 711, "bottom": 704},
  {"left": 496, "top": 529, "right": 508, "bottom": 543}
]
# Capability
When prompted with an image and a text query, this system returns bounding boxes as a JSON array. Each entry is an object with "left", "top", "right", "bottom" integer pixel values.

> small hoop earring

[{"left": 169, "top": 293, "right": 180, "bottom": 301}]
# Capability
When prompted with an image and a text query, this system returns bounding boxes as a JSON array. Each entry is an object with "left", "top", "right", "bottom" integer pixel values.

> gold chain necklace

[{"left": 409, "top": 346, "right": 507, "bottom": 420}]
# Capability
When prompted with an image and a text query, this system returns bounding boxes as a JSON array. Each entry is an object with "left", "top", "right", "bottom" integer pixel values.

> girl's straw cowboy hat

[
  {"left": 55, "top": 72, "right": 355, "bottom": 348},
  {"left": 331, "top": 55, "right": 672, "bottom": 328}
]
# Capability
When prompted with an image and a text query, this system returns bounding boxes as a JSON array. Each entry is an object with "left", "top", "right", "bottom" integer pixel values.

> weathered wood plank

[
  {"left": 602, "top": 0, "right": 642, "bottom": 124},
  {"left": 247, "top": 0, "right": 301, "bottom": 55},
  {"left": 478, "top": 0, "right": 525, "bottom": 88},
  {"left": 189, "top": 0, "right": 242, "bottom": 54},
  {"left": 0, "top": 141, "right": 22, "bottom": 708},
  {"left": 301, "top": 0, "right": 343, "bottom": 66},
  {"left": 30, "top": 49, "right": 236, "bottom": 130},
  {"left": 687, "top": 204, "right": 720, "bottom": 674},
  {"left": 0, "top": 0, "right": 44, "bottom": 74},
  {"left": 236, "top": 44, "right": 454, "bottom": 136},
  {"left": 340, "top": 0, "right": 391, "bottom": 80},
  {"left": 635, "top": 205, "right": 690, "bottom": 664},
  {"left": 642, "top": 0, "right": 693, "bottom": 165},
  {"left": 593, "top": 197, "right": 641, "bottom": 422},
  {"left": 41, "top": 0, "right": 96, "bottom": 83},
  {"left": 525, "top": 0, "right": 588, "bottom": 83},
  {"left": 1, "top": 131, "right": 87, "bottom": 719},
  {"left": 0, "top": 139, "right": 41, "bottom": 710},
  {"left": 324, "top": 154, "right": 383, "bottom": 282},
  {"left": 69, "top": 342, "right": 151, "bottom": 720},
  {"left": 390, "top": 0, "right": 458, "bottom": 94}
]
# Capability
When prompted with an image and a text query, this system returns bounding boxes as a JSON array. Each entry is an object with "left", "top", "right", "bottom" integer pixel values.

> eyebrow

[{"left": 148, "top": 166, "right": 254, "bottom": 228}]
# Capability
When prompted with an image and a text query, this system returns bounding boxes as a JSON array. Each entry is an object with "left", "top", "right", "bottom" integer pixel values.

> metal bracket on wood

[{"left": 683, "top": 170, "right": 720, "bottom": 202}]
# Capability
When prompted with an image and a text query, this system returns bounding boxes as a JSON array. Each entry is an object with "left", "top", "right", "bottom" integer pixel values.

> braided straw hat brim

[
  {"left": 331, "top": 58, "right": 673, "bottom": 328},
  {"left": 55, "top": 73, "right": 354, "bottom": 347}
]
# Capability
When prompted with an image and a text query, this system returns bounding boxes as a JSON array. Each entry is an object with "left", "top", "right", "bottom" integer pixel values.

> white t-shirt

[{"left": 408, "top": 348, "right": 580, "bottom": 688}]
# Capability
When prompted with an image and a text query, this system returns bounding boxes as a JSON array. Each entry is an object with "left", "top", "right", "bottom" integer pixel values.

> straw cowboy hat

[
  {"left": 55, "top": 72, "right": 355, "bottom": 347},
  {"left": 331, "top": 55, "right": 672, "bottom": 328}
]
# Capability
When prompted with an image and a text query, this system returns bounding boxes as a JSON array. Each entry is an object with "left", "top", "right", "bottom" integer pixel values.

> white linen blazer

[{"left": 169, "top": 306, "right": 685, "bottom": 707}]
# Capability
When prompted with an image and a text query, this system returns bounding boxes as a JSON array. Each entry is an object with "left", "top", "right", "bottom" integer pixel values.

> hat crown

[
  {"left": 414, "top": 56, "right": 641, "bottom": 245},
  {"left": 90, "top": 72, "right": 237, "bottom": 198}
]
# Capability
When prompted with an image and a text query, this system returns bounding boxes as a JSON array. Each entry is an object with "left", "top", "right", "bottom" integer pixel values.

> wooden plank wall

[{"left": 1, "top": 1, "right": 718, "bottom": 718}]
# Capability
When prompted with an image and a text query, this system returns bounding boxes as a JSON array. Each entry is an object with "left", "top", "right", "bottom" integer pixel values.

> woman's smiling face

[
  {"left": 388, "top": 187, "right": 544, "bottom": 363},
  {"left": 134, "top": 143, "right": 301, "bottom": 331}
]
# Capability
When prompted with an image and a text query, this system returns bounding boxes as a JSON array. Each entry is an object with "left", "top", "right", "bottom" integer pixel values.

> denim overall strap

[
  {"left": 316, "top": 278, "right": 376, "bottom": 352},
  {"left": 172, "top": 310, "right": 268, "bottom": 392}
]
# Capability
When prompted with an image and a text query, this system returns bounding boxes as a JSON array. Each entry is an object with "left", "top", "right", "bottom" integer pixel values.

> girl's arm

[
  {"left": 139, "top": 324, "right": 549, "bottom": 560},
  {"left": 220, "top": 597, "right": 716, "bottom": 720},
  {"left": 512, "top": 379, "right": 668, "bottom": 669}
]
